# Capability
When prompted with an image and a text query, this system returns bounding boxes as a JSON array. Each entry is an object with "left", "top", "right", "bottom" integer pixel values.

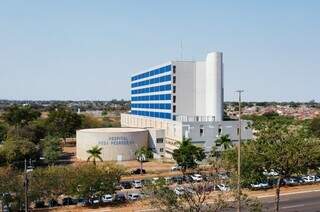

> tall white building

[
  {"left": 122, "top": 52, "right": 252, "bottom": 158},
  {"left": 130, "top": 52, "right": 224, "bottom": 122}
]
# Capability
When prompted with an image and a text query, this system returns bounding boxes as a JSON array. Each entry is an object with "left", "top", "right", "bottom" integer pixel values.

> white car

[
  {"left": 128, "top": 193, "right": 140, "bottom": 201},
  {"left": 171, "top": 165, "right": 182, "bottom": 171},
  {"left": 250, "top": 182, "right": 269, "bottom": 189},
  {"left": 217, "top": 184, "right": 230, "bottom": 192},
  {"left": 218, "top": 173, "right": 229, "bottom": 180},
  {"left": 263, "top": 170, "right": 279, "bottom": 176},
  {"left": 283, "top": 178, "right": 299, "bottom": 185},
  {"left": 101, "top": 194, "right": 113, "bottom": 203},
  {"left": 174, "top": 186, "right": 185, "bottom": 196},
  {"left": 191, "top": 174, "right": 203, "bottom": 182},
  {"left": 302, "top": 175, "right": 315, "bottom": 183},
  {"left": 133, "top": 180, "right": 143, "bottom": 188}
]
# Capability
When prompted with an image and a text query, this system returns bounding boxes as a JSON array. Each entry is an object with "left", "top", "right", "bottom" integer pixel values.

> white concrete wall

[
  {"left": 173, "top": 61, "right": 196, "bottom": 116},
  {"left": 195, "top": 61, "right": 206, "bottom": 116},
  {"left": 76, "top": 128, "right": 148, "bottom": 161},
  {"left": 205, "top": 52, "right": 224, "bottom": 121}
]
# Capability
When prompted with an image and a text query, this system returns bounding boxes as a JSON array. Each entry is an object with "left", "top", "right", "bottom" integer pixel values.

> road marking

[{"left": 281, "top": 204, "right": 305, "bottom": 209}]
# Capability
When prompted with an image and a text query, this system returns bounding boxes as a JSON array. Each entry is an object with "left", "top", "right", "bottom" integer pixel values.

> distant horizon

[{"left": 0, "top": 98, "right": 318, "bottom": 104}]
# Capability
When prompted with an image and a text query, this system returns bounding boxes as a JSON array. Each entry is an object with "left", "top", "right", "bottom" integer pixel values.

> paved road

[{"left": 258, "top": 190, "right": 320, "bottom": 212}]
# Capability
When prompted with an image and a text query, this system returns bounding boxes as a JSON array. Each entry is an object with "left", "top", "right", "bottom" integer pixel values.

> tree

[
  {"left": 172, "top": 138, "right": 206, "bottom": 175},
  {"left": 135, "top": 146, "right": 153, "bottom": 174},
  {"left": 310, "top": 116, "right": 320, "bottom": 138},
  {"left": 42, "top": 136, "right": 62, "bottom": 165},
  {"left": 1, "top": 138, "right": 38, "bottom": 164},
  {"left": 47, "top": 106, "right": 82, "bottom": 143},
  {"left": 0, "top": 122, "right": 8, "bottom": 143},
  {"left": 69, "top": 163, "right": 124, "bottom": 200},
  {"left": 222, "top": 122, "right": 320, "bottom": 212},
  {"left": 2, "top": 105, "right": 40, "bottom": 128},
  {"left": 87, "top": 146, "right": 103, "bottom": 165},
  {"left": 29, "top": 166, "right": 74, "bottom": 202},
  {"left": 215, "top": 134, "right": 232, "bottom": 151},
  {"left": 0, "top": 166, "right": 24, "bottom": 211},
  {"left": 145, "top": 176, "right": 229, "bottom": 212}
]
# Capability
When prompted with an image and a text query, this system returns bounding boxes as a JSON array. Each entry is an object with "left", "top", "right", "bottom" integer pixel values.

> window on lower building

[
  {"left": 173, "top": 86, "right": 176, "bottom": 93},
  {"left": 173, "top": 105, "right": 176, "bottom": 113},
  {"left": 218, "top": 127, "right": 222, "bottom": 135},
  {"left": 173, "top": 65, "right": 176, "bottom": 74},
  {"left": 200, "top": 125, "right": 204, "bottom": 137},
  {"left": 156, "top": 138, "right": 164, "bottom": 143},
  {"left": 159, "top": 148, "right": 164, "bottom": 152},
  {"left": 173, "top": 76, "right": 176, "bottom": 83},
  {"left": 173, "top": 95, "right": 176, "bottom": 103}
]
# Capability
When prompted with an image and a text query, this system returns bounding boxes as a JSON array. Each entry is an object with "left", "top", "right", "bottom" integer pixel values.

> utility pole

[
  {"left": 24, "top": 159, "right": 29, "bottom": 212},
  {"left": 236, "top": 90, "right": 244, "bottom": 212}
]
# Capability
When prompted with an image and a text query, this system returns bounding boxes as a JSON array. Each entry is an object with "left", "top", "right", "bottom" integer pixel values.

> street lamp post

[
  {"left": 24, "top": 159, "right": 29, "bottom": 212},
  {"left": 236, "top": 90, "right": 244, "bottom": 212}
]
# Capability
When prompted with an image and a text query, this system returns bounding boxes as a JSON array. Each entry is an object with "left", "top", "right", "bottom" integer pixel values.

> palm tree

[
  {"left": 87, "top": 145, "right": 103, "bottom": 165},
  {"left": 215, "top": 134, "right": 232, "bottom": 151},
  {"left": 135, "top": 147, "right": 149, "bottom": 175}
]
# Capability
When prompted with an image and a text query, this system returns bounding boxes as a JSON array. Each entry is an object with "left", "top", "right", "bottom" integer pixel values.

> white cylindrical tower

[{"left": 205, "top": 52, "right": 224, "bottom": 121}]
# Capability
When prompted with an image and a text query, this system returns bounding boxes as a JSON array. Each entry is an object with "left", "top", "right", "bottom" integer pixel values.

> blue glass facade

[{"left": 131, "top": 64, "right": 172, "bottom": 119}]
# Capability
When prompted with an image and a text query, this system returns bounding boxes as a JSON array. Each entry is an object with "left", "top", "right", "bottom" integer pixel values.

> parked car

[
  {"left": 172, "top": 176, "right": 183, "bottom": 183},
  {"left": 174, "top": 186, "right": 185, "bottom": 196},
  {"left": 89, "top": 196, "right": 100, "bottom": 205},
  {"left": 283, "top": 178, "right": 299, "bottom": 186},
  {"left": 315, "top": 175, "right": 320, "bottom": 182},
  {"left": 302, "top": 175, "right": 315, "bottom": 183},
  {"left": 48, "top": 199, "right": 59, "bottom": 207},
  {"left": 77, "top": 198, "right": 88, "bottom": 206},
  {"left": 263, "top": 170, "right": 278, "bottom": 176},
  {"left": 191, "top": 174, "right": 203, "bottom": 182},
  {"left": 101, "top": 194, "right": 113, "bottom": 203},
  {"left": 35, "top": 201, "right": 46, "bottom": 208},
  {"left": 62, "top": 197, "right": 76, "bottom": 206},
  {"left": 128, "top": 193, "right": 141, "bottom": 201},
  {"left": 121, "top": 181, "right": 132, "bottom": 189},
  {"left": 115, "top": 193, "right": 126, "bottom": 202},
  {"left": 133, "top": 180, "right": 143, "bottom": 188},
  {"left": 183, "top": 175, "right": 193, "bottom": 182},
  {"left": 131, "top": 168, "right": 146, "bottom": 175},
  {"left": 217, "top": 184, "right": 230, "bottom": 192},
  {"left": 250, "top": 181, "right": 269, "bottom": 189},
  {"left": 218, "top": 172, "right": 229, "bottom": 180},
  {"left": 171, "top": 164, "right": 182, "bottom": 171}
]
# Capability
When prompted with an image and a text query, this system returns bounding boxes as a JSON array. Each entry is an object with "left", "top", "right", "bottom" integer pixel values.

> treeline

[
  {"left": 225, "top": 100, "right": 319, "bottom": 108},
  {"left": 0, "top": 163, "right": 125, "bottom": 211},
  {"left": 0, "top": 99, "right": 130, "bottom": 111},
  {"left": 0, "top": 105, "right": 114, "bottom": 166}
]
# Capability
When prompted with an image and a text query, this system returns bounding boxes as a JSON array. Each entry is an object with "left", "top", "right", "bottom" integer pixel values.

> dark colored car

[
  {"left": 183, "top": 175, "right": 193, "bottom": 182},
  {"left": 172, "top": 176, "right": 184, "bottom": 184},
  {"left": 48, "top": 199, "right": 59, "bottom": 207},
  {"left": 121, "top": 181, "right": 133, "bottom": 189},
  {"left": 77, "top": 198, "right": 89, "bottom": 206},
  {"left": 131, "top": 168, "right": 146, "bottom": 175},
  {"left": 115, "top": 193, "right": 126, "bottom": 202},
  {"left": 62, "top": 197, "right": 76, "bottom": 206},
  {"left": 35, "top": 200, "right": 46, "bottom": 208}
]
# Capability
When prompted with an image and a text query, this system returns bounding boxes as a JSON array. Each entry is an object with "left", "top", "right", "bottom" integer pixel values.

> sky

[{"left": 0, "top": 0, "right": 319, "bottom": 102}]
